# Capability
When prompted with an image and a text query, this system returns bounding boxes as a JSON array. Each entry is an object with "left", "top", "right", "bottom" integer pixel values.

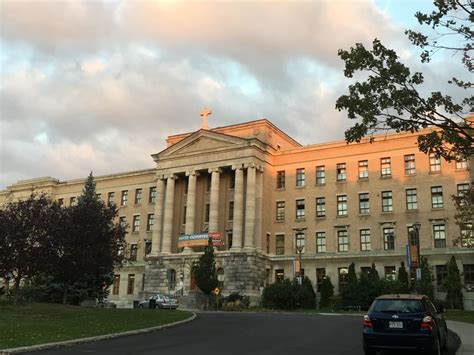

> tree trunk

[
  {"left": 62, "top": 287, "right": 68, "bottom": 305},
  {"left": 13, "top": 277, "right": 20, "bottom": 305}
]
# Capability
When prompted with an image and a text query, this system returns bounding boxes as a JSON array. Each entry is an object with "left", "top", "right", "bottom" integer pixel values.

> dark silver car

[
  {"left": 363, "top": 294, "right": 448, "bottom": 355},
  {"left": 138, "top": 293, "right": 178, "bottom": 309}
]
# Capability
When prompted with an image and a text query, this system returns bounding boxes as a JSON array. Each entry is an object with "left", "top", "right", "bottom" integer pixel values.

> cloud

[{"left": 1, "top": 0, "right": 462, "bottom": 190}]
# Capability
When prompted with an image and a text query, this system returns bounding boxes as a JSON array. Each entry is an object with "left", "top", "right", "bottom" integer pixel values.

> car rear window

[{"left": 370, "top": 299, "right": 423, "bottom": 313}]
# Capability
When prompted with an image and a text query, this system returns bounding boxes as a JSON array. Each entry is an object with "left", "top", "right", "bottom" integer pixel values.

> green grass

[
  {"left": 0, "top": 303, "right": 193, "bottom": 349},
  {"left": 443, "top": 309, "right": 474, "bottom": 324}
]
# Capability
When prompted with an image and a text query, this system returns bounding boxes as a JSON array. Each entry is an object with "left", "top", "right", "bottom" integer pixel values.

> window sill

[
  {"left": 276, "top": 187, "right": 286, "bottom": 191},
  {"left": 380, "top": 175, "right": 392, "bottom": 179},
  {"left": 358, "top": 177, "right": 369, "bottom": 181},
  {"left": 131, "top": 231, "right": 139, "bottom": 234},
  {"left": 275, "top": 220, "right": 285, "bottom": 223},
  {"left": 120, "top": 205, "right": 128, "bottom": 208},
  {"left": 431, "top": 207, "right": 445, "bottom": 211},
  {"left": 358, "top": 213, "right": 370, "bottom": 217},
  {"left": 429, "top": 171, "right": 441, "bottom": 174},
  {"left": 315, "top": 183, "right": 326, "bottom": 187},
  {"left": 336, "top": 215, "right": 348, "bottom": 218},
  {"left": 295, "top": 185, "right": 306, "bottom": 189},
  {"left": 381, "top": 211, "right": 394, "bottom": 214},
  {"left": 336, "top": 180, "right": 347, "bottom": 184},
  {"left": 315, "top": 216, "right": 326, "bottom": 219},
  {"left": 146, "top": 230, "right": 152, "bottom": 233}
]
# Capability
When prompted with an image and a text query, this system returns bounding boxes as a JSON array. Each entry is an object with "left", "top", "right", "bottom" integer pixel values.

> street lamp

[{"left": 294, "top": 228, "right": 306, "bottom": 285}]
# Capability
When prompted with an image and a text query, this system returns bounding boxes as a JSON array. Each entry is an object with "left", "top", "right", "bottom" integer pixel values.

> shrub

[
  {"left": 319, "top": 276, "right": 334, "bottom": 308},
  {"left": 262, "top": 277, "right": 316, "bottom": 310}
]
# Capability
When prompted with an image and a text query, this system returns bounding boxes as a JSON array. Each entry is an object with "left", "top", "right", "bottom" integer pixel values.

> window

[
  {"left": 380, "top": 157, "right": 391, "bottom": 177},
  {"left": 316, "top": 166, "right": 325, "bottom": 184},
  {"left": 461, "top": 223, "right": 473, "bottom": 247},
  {"left": 429, "top": 153, "right": 441, "bottom": 172},
  {"left": 119, "top": 216, "right": 126, "bottom": 228},
  {"left": 316, "top": 232, "right": 326, "bottom": 253},
  {"left": 96, "top": 193, "right": 101, "bottom": 200},
  {"left": 228, "top": 201, "right": 234, "bottom": 221},
  {"left": 402, "top": 154, "right": 416, "bottom": 175},
  {"left": 464, "top": 265, "right": 474, "bottom": 292},
  {"left": 135, "top": 188, "right": 142, "bottom": 204},
  {"left": 316, "top": 268, "right": 326, "bottom": 292},
  {"left": 338, "top": 230, "right": 349, "bottom": 252},
  {"left": 206, "top": 175, "right": 212, "bottom": 192},
  {"left": 361, "top": 267, "right": 371, "bottom": 275},
  {"left": 358, "top": 160, "right": 368, "bottom": 179},
  {"left": 168, "top": 269, "right": 176, "bottom": 291},
  {"left": 205, "top": 204, "right": 210, "bottom": 223},
  {"left": 183, "top": 206, "right": 187, "bottom": 225},
  {"left": 296, "top": 199, "right": 305, "bottom": 219},
  {"left": 435, "top": 265, "right": 448, "bottom": 291},
  {"left": 58, "top": 198, "right": 64, "bottom": 206},
  {"left": 316, "top": 197, "right": 326, "bottom": 217},
  {"left": 127, "top": 274, "right": 135, "bottom": 294},
  {"left": 456, "top": 157, "right": 468, "bottom": 169},
  {"left": 276, "top": 234, "right": 285, "bottom": 255},
  {"left": 433, "top": 224, "right": 446, "bottom": 248},
  {"left": 147, "top": 214, "right": 154, "bottom": 231},
  {"left": 338, "top": 267, "right": 348, "bottom": 291},
  {"left": 149, "top": 187, "right": 156, "bottom": 203},
  {"left": 296, "top": 168, "right": 305, "bottom": 187},
  {"left": 384, "top": 266, "right": 396, "bottom": 281},
  {"left": 277, "top": 171, "right": 285, "bottom": 189},
  {"left": 227, "top": 232, "right": 233, "bottom": 250},
  {"left": 406, "top": 188, "right": 418, "bottom": 210},
  {"left": 383, "top": 227, "right": 395, "bottom": 250},
  {"left": 275, "top": 269, "right": 285, "bottom": 282},
  {"left": 431, "top": 186, "right": 444, "bottom": 208},
  {"left": 360, "top": 229, "right": 371, "bottom": 251},
  {"left": 382, "top": 191, "right": 393, "bottom": 212},
  {"left": 113, "top": 275, "right": 120, "bottom": 295},
  {"left": 121, "top": 190, "right": 128, "bottom": 206},
  {"left": 276, "top": 201, "right": 285, "bottom": 221},
  {"left": 457, "top": 183, "right": 469, "bottom": 197},
  {"left": 337, "top": 163, "right": 347, "bottom": 182},
  {"left": 129, "top": 244, "right": 138, "bottom": 261},
  {"left": 359, "top": 193, "right": 370, "bottom": 214},
  {"left": 70, "top": 197, "right": 77, "bottom": 206},
  {"left": 229, "top": 171, "right": 235, "bottom": 190},
  {"left": 145, "top": 240, "right": 152, "bottom": 255},
  {"left": 296, "top": 232, "right": 305, "bottom": 253},
  {"left": 337, "top": 195, "right": 348, "bottom": 216},
  {"left": 108, "top": 192, "right": 115, "bottom": 207},
  {"left": 132, "top": 215, "right": 140, "bottom": 232}
]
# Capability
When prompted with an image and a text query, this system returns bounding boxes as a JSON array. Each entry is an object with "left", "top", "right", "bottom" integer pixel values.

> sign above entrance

[{"left": 178, "top": 232, "right": 224, "bottom": 248}]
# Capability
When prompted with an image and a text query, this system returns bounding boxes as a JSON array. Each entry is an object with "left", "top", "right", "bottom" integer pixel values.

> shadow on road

[{"left": 378, "top": 329, "right": 461, "bottom": 355}]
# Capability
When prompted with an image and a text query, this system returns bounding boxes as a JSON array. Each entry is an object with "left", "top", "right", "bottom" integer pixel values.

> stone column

[
  {"left": 161, "top": 174, "right": 176, "bottom": 254},
  {"left": 254, "top": 166, "right": 264, "bottom": 251},
  {"left": 183, "top": 171, "right": 198, "bottom": 253},
  {"left": 208, "top": 168, "right": 221, "bottom": 233},
  {"left": 244, "top": 163, "right": 256, "bottom": 250},
  {"left": 231, "top": 165, "right": 244, "bottom": 251},
  {"left": 150, "top": 176, "right": 165, "bottom": 256}
]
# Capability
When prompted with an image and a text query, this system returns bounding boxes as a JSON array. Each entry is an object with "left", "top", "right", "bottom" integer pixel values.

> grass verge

[
  {"left": 0, "top": 303, "right": 193, "bottom": 349},
  {"left": 443, "top": 309, "right": 474, "bottom": 324}
]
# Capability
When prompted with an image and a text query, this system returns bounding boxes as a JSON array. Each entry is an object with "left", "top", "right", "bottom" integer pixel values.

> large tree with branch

[{"left": 336, "top": 0, "right": 473, "bottom": 161}]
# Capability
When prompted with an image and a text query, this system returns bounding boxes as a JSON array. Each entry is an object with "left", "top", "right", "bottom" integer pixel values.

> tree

[
  {"left": 397, "top": 261, "right": 410, "bottom": 293},
  {"left": 50, "top": 173, "right": 126, "bottom": 304},
  {"left": 444, "top": 256, "right": 464, "bottom": 309},
  {"left": 319, "top": 276, "right": 334, "bottom": 308},
  {"left": 193, "top": 237, "right": 218, "bottom": 296},
  {"left": 341, "top": 262, "right": 359, "bottom": 307},
  {"left": 416, "top": 257, "right": 435, "bottom": 299},
  {"left": 452, "top": 183, "right": 474, "bottom": 248},
  {"left": 0, "top": 193, "right": 63, "bottom": 304},
  {"left": 336, "top": 1, "right": 473, "bottom": 162}
]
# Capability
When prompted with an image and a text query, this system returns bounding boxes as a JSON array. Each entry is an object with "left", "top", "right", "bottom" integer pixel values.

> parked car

[
  {"left": 362, "top": 294, "right": 448, "bottom": 355},
  {"left": 138, "top": 293, "right": 178, "bottom": 309}
]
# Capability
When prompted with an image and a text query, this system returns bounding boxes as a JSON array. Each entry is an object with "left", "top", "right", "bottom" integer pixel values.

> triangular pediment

[{"left": 156, "top": 130, "right": 249, "bottom": 159}]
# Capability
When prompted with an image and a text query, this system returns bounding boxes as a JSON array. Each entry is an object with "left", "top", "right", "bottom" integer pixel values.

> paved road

[{"left": 23, "top": 312, "right": 460, "bottom": 355}]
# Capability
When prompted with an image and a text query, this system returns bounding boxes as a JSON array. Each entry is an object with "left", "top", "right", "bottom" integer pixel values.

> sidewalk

[{"left": 447, "top": 320, "right": 474, "bottom": 355}]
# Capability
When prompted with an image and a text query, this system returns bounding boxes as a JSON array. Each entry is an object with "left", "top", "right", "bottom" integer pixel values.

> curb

[{"left": 0, "top": 312, "right": 197, "bottom": 355}]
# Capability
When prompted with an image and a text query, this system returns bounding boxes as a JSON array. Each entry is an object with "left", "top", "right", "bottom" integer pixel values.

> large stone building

[{"left": 1, "top": 118, "right": 473, "bottom": 309}]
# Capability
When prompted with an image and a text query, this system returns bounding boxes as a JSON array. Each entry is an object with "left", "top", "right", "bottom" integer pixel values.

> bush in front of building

[
  {"left": 319, "top": 276, "right": 334, "bottom": 308},
  {"left": 262, "top": 277, "right": 316, "bottom": 310},
  {"left": 444, "top": 256, "right": 464, "bottom": 309},
  {"left": 220, "top": 292, "right": 250, "bottom": 311}
]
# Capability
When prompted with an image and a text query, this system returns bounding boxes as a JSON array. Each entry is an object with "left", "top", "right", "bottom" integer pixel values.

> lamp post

[
  {"left": 412, "top": 222, "right": 421, "bottom": 293},
  {"left": 294, "top": 228, "right": 305, "bottom": 285}
]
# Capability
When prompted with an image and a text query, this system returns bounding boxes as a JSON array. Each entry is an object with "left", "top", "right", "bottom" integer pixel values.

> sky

[{"left": 0, "top": 0, "right": 467, "bottom": 190}]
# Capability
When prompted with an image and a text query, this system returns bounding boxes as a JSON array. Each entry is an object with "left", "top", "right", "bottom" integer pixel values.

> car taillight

[
  {"left": 363, "top": 315, "right": 373, "bottom": 328},
  {"left": 420, "top": 316, "right": 435, "bottom": 330}
]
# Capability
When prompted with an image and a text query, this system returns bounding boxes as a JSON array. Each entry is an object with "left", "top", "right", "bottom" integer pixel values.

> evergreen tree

[
  {"left": 341, "top": 262, "right": 359, "bottom": 307},
  {"left": 397, "top": 261, "right": 410, "bottom": 294},
  {"left": 366, "top": 263, "right": 383, "bottom": 302},
  {"left": 416, "top": 257, "right": 435, "bottom": 300},
  {"left": 50, "top": 173, "right": 126, "bottom": 304},
  {"left": 319, "top": 276, "right": 334, "bottom": 309},
  {"left": 193, "top": 237, "right": 218, "bottom": 295},
  {"left": 444, "top": 256, "right": 464, "bottom": 310}
]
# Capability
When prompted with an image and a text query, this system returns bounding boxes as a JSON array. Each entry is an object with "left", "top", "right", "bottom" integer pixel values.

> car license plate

[{"left": 389, "top": 321, "right": 403, "bottom": 329}]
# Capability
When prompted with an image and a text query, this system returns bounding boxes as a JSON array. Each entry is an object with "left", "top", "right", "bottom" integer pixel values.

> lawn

[
  {"left": 0, "top": 303, "right": 193, "bottom": 349},
  {"left": 443, "top": 309, "right": 474, "bottom": 324}
]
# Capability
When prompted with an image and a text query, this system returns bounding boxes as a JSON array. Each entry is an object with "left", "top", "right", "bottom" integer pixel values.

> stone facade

[{"left": 1, "top": 119, "right": 473, "bottom": 309}]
